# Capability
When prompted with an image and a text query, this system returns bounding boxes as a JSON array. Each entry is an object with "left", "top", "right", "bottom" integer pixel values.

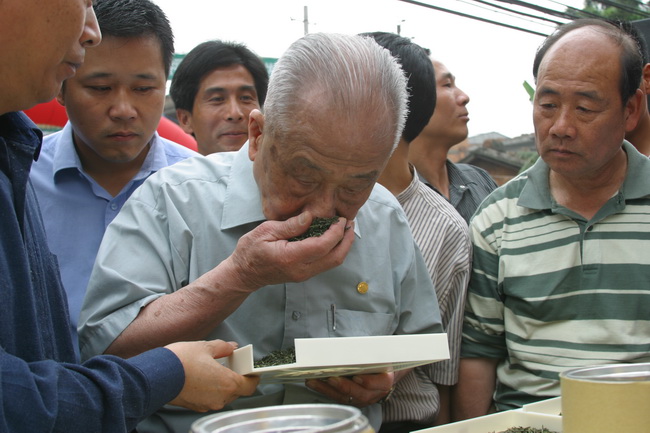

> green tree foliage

[{"left": 575, "top": 0, "right": 650, "bottom": 21}]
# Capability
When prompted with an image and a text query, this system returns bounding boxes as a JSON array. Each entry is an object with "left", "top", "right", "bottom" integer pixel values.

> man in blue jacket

[{"left": 0, "top": 0, "right": 258, "bottom": 431}]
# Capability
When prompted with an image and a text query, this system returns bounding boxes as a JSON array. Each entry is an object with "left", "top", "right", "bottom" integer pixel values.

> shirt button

[
  {"left": 357, "top": 282, "right": 369, "bottom": 294},
  {"left": 292, "top": 311, "right": 301, "bottom": 320},
  {"left": 110, "top": 203, "right": 118, "bottom": 211}
]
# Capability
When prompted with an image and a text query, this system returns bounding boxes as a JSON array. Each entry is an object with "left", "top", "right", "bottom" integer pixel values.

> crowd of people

[{"left": 2, "top": 0, "right": 649, "bottom": 432}]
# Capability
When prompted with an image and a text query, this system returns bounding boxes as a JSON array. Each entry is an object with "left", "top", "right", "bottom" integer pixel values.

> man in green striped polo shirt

[{"left": 453, "top": 18, "right": 650, "bottom": 420}]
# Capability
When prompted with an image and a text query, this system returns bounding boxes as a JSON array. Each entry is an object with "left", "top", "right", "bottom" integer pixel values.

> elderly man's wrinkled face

[
  {"left": 248, "top": 108, "right": 393, "bottom": 222},
  {"left": 533, "top": 26, "right": 641, "bottom": 181}
]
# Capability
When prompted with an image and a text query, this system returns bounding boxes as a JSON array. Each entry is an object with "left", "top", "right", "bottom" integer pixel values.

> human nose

[
  {"left": 109, "top": 90, "right": 137, "bottom": 121},
  {"left": 306, "top": 190, "right": 338, "bottom": 218},
  {"left": 81, "top": 5, "right": 102, "bottom": 48},
  {"left": 458, "top": 87, "right": 470, "bottom": 105},
  {"left": 548, "top": 107, "right": 576, "bottom": 139},
  {"left": 225, "top": 98, "right": 244, "bottom": 121}
]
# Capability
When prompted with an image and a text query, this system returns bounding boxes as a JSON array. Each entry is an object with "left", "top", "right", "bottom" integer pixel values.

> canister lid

[
  {"left": 561, "top": 362, "right": 650, "bottom": 382},
  {"left": 190, "top": 404, "right": 371, "bottom": 433}
]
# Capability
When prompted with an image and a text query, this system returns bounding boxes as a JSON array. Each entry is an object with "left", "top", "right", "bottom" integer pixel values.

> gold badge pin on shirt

[{"left": 356, "top": 282, "right": 369, "bottom": 294}]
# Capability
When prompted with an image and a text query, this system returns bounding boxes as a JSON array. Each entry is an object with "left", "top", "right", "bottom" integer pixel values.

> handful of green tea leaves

[
  {"left": 289, "top": 216, "right": 340, "bottom": 242},
  {"left": 254, "top": 347, "right": 297, "bottom": 368}
]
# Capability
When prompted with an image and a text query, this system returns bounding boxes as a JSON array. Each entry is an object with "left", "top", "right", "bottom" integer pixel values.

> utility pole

[{"left": 304, "top": 6, "right": 309, "bottom": 35}]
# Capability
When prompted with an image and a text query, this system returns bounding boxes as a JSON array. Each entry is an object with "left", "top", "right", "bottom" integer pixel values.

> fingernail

[
  {"left": 352, "top": 376, "right": 363, "bottom": 385},
  {"left": 298, "top": 212, "right": 308, "bottom": 225}
]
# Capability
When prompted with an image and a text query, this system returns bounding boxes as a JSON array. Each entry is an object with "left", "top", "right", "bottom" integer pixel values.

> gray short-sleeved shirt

[{"left": 80, "top": 143, "right": 443, "bottom": 433}]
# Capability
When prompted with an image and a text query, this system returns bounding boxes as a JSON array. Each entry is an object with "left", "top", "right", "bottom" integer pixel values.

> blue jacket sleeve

[{"left": 0, "top": 347, "right": 184, "bottom": 433}]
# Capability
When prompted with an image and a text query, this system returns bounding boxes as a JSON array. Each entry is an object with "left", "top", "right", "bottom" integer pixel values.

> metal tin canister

[
  {"left": 190, "top": 404, "right": 375, "bottom": 433},
  {"left": 560, "top": 362, "right": 650, "bottom": 433}
]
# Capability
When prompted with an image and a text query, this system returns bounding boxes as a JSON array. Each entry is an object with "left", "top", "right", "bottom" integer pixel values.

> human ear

[
  {"left": 248, "top": 109, "right": 265, "bottom": 161},
  {"left": 624, "top": 88, "right": 644, "bottom": 133},
  {"left": 642, "top": 63, "right": 650, "bottom": 95},
  {"left": 175, "top": 109, "right": 194, "bottom": 135}
]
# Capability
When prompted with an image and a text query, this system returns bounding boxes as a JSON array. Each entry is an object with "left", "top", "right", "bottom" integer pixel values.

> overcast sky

[{"left": 151, "top": 0, "right": 584, "bottom": 138}]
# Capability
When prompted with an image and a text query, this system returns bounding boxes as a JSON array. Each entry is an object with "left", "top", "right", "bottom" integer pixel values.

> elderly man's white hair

[{"left": 263, "top": 32, "right": 408, "bottom": 151}]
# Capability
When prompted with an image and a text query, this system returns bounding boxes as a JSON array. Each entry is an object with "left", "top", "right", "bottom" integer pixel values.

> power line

[
  {"left": 397, "top": 0, "right": 550, "bottom": 36},
  {"left": 398, "top": 0, "right": 650, "bottom": 40},
  {"left": 545, "top": 0, "right": 608, "bottom": 19},
  {"left": 621, "top": 0, "right": 650, "bottom": 6},
  {"left": 470, "top": 0, "right": 567, "bottom": 25},
  {"left": 492, "top": 0, "right": 582, "bottom": 20}
]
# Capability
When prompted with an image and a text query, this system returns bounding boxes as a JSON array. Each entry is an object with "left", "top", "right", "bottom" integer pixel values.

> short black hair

[
  {"left": 170, "top": 40, "right": 269, "bottom": 112},
  {"left": 360, "top": 32, "right": 436, "bottom": 143},
  {"left": 533, "top": 18, "right": 643, "bottom": 105},
  {"left": 94, "top": 0, "right": 174, "bottom": 78}
]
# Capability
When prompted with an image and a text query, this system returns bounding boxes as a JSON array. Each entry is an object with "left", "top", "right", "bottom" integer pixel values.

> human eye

[
  {"left": 536, "top": 96, "right": 556, "bottom": 110},
  {"left": 240, "top": 90, "right": 258, "bottom": 102},
  {"left": 342, "top": 178, "right": 374, "bottom": 197},
  {"left": 134, "top": 86, "right": 155, "bottom": 93},
  {"left": 87, "top": 85, "right": 110, "bottom": 92},
  {"left": 576, "top": 99, "right": 602, "bottom": 114},
  {"left": 338, "top": 187, "right": 371, "bottom": 207},
  {"left": 295, "top": 176, "right": 318, "bottom": 188},
  {"left": 288, "top": 168, "right": 319, "bottom": 194}
]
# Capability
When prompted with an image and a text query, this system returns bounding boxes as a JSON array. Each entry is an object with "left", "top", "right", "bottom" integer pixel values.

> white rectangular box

[
  {"left": 413, "top": 409, "right": 562, "bottom": 433},
  {"left": 225, "top": 333, "right": 449, "bottom": 383}
]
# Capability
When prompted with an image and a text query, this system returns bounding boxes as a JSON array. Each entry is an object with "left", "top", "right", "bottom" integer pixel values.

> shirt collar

[
  {"left": 52, "top": 121, "right": 169, "bottom": 181},
  {"left": 621, "top": 140, "right": 650, "bottom": 199},
  {"left": 518, "top": 140, "right": 650, "bottom": 211},
  {"left": 446, "top": 159, "right": 471, "bottom": 184},
  {"left": 396, "top": 164, "right": 421, "bottom": 205},
  {"left": 220, "top": 142, "right": 266, "bottom": 229},
  {"left": 0, "top": 112, "right": 43, "bottom": 160}
]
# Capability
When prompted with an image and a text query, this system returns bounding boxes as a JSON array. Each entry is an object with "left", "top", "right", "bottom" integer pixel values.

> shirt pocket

[{"left": 326, "top": 308, "right": 394, "bottom": 338}]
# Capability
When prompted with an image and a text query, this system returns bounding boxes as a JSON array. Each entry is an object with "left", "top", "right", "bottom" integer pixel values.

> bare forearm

[
  {"left": 451, "top": 357, "right": 498, "bottom": 421},
  {"left": 105, "top": 258, "right": 254, "bottom": 358},
  {"left": 105, "top": 214, "right": 355, "bottom": 358}
]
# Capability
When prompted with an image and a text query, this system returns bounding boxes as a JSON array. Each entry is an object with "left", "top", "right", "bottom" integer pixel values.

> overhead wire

[
  {"left": 469, "top": 0, "right": 567, "bottom": 25},
  {"left": 494, "top": 0, "right": 650, "bottom": 19},
  {"left": 491, "top": 0, "right": 582, "bottom": 20},
  {"left": 397, "top": 0, "right": 551, "bottom": 35},
  {"left": 545, "top": 0, "right": 609, "bottom": 19},
  {"left": 398, "top": 0, "right": 650, "bottom": 37}
]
